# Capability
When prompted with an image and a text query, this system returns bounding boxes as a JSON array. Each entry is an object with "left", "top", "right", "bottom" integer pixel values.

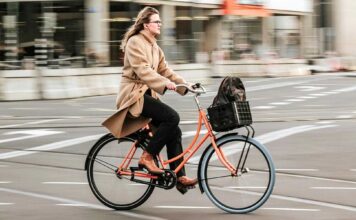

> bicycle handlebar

[{"left": 176, "top": 83, "right": 206, "bottom": 94}]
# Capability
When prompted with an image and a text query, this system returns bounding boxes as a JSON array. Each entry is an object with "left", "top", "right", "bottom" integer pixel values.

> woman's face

[{"left": 146, "top": 14, "right": 161, "bottom": 36}]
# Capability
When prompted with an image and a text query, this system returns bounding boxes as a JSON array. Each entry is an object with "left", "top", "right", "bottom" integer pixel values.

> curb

[{"left": 0, "top": 62, "right": 311, "bottom": 101}]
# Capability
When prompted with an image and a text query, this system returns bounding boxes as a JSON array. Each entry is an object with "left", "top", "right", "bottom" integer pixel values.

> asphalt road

[{"left": 1, "top": 72, "right": 356, "bottom": 220}]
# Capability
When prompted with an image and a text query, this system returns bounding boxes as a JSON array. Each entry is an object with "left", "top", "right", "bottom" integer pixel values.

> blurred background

[{"left": 0, "top": 0, "right": 355, "bottom": 100}]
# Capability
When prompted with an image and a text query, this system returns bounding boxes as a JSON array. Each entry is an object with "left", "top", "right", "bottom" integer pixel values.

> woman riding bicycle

[{"left": 102, "top": 6, "right": 198, "bottom": 193}]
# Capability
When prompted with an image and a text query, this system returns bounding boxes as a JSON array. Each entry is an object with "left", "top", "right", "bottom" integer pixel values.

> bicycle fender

[{"left": 197, "top": 132, "right": 238, "bottom": 194}]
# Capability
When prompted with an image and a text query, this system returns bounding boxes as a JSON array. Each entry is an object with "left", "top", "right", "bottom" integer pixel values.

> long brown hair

[{"left": 120, "top": 6, "right": 159, "bottom": 52}]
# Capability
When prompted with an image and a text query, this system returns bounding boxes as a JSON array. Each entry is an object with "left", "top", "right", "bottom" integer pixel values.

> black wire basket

[{"left": 207, "top": 101, "right": 253, "bottom": 132}]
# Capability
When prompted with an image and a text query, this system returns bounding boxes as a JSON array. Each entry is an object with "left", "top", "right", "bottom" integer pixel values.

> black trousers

[{"left": 140, "top": 94, "right": 185, "bottom": 177}]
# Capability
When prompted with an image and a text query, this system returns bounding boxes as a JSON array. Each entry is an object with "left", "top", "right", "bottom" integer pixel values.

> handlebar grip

[{"left": 176, "top": 83, "right": 206, "bottom": 94}]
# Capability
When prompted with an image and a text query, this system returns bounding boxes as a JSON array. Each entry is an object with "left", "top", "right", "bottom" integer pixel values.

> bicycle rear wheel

[
  {"left": 87, "top": 134, "right": 155, "bottom": 210},
  {"left": 200, "top": 135, "right": 275, "bottom": 213}
]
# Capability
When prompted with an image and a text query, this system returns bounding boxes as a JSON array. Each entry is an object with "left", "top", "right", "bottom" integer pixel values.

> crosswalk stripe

[{"left": 0, "top": 134, "right": 104, "bottom": 159}]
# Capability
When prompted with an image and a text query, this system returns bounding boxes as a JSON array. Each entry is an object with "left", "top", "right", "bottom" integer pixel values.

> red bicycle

[{"left": 85, "top": 84, "right": 275, "bottom": 213}]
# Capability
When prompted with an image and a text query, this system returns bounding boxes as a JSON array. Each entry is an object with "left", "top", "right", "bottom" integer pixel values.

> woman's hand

[{"left": 166, "top": 82, "right": 177, "bottom": 90}]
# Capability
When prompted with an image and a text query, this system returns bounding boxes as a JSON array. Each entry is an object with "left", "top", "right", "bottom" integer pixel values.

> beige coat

[{"left": 102, "top": 30, "right": 187, "bottom": 138}]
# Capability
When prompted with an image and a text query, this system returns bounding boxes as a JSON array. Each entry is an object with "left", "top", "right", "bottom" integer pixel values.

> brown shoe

[
  {"left": 176, "top": 176, "right": 198, "bottom": 194},
  {"left": 138, "top": 151, "right": 164, "bottom": 175},
  {"left": 177, "top": 176, "right": 198, "bottom": 186}
]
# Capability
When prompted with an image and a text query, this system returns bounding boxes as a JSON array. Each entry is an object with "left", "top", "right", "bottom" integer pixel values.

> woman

[{"left": 102, "top": 6, "right": 198, "bottom": 194}]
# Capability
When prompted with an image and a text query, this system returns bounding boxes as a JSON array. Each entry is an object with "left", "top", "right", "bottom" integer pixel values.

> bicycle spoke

[
  {"left": 201, "top": 174, "right": 233, "bottom": 181},
  {"left": 92, "top": 157, "right": 117, "bottom": 172}
]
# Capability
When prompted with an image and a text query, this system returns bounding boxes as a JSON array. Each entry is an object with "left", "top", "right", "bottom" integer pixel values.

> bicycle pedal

[
  {"left": 176, "top": 186, "right": 188, "bottom": 194},
  {"left": 186, "top": 185, "right": 196, "bottom": 190},
  {"left": 176, "top": 182, "right": 196, "bottom": 195}
]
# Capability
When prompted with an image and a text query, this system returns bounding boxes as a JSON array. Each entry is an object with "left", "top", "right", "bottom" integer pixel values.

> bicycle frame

[
  {"left": 159, "top": 108, "right": 236, "bottom": 175},
  {"left": 117, "top": 91, "right": 238, "bottom": 179}
]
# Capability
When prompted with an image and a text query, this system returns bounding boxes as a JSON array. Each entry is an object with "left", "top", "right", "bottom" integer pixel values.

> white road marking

[
  {"left": 86, "top": 108, "right": 115, "bottom": 112},
  {"left": 56, "top": 203, "right": 89, "bottom": 207},
  {"left": 255, "top": 125, "right": 336, "bottom": 145},
  {"left": 247, "top": 80, "right": 317, "bottom": 92},
  {"left": 129, "top": 183, "right": 149, "bottom": 186},
  {"left": 0, "top": 119, "right": 64, "bottom": 129},
  {"left": 309, "top": 93, "right": 327, "bottom": 97},
  {"left": 336, "top": 115, "right": 352, "bottom": 119},
  {"left": 297, "top": 96, "right": 316, "bottom": 99},
  {"left": 189, "top": 124, "right": 337, "bottom": 163},
  {"left": 350, "top": 169, "right": 356, "bottom": 172},
  {"left": 0, "top": 181, "right": 12, "bottom": 184},
  {"left": 252, "top": 106, "right": 276, "bottom": 109},
  {"left": 42, "top": 182, "right": 88, "bottom": 185},
  {"left": 0, "top": 129, "right": 63, "bottom": 144},
  {"left": 334, "top": 85, "right": 356, "bottom": 93},
  {"left": 270, "top": 102, "right": 290, "bottom": 105},
  {"left": 0, "top": 203, "right": 14, "bottom": 205},
  {"left": 311, "top": 187, "right": 356, "bottom": 190},
  {"left": 316, "top": 121, "right": 335, "bottom": 124},
  {"left": 295, "top": 86, "right": 325, "bottom": 92},
  {"left": 0, "top": 134, "right": 104, "bottom": 159},
  {"left": 155, "top": 206, "right": 214, "bottom": 209},
  {"left": 212, "top": 186, "right": 356, "bottom": 212},
  {"left": 277, "top": 173, "right": 356, "bottom": 185},
  {"left": 285, "top": 99, "right": 304, "bottom": 102},
  {"left": 0, "top": 187, "right": 167, "bottom": 220},
  {"left": 0, "top": 165, "right": 9, "bottom": 167},
  {"left": 261, "top": 208, "right": 320, "bottom": 212},
  {"left": 323, "top": 91, "right": 338, "bottom": 94},
  {"left": 226, "top": 186, "right": 266, "bottom": 189},
  {"left": 276, "top": 169, "right": 319, "bottom": 172}
]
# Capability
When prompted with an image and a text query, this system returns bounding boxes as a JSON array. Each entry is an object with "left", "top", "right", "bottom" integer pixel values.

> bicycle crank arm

[
  {"left": 129, "top": 175, "right": 175, "bottom": 189},
  {"left": 129, "top": 167, "right": 177, "bottom": 190}
]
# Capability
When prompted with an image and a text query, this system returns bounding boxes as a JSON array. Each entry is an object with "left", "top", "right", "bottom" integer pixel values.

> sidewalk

[{"left": 0, "top": 59, "right": 312, "bottom": 101}]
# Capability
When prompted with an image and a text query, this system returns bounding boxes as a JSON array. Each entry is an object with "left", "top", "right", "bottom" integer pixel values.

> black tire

[
  {"left": 87, "top": 135, "right": 155, "bottom": 210},
  {"left": 199, "top": 135, "right": 275, "bottom": 213}
]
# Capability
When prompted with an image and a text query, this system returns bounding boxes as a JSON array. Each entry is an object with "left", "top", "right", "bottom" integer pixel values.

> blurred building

[
  {"left": 218, "top": 0, "right": 313, "bottom": 60},
  {"left": 0, "top": 0, "right": 317, "bottom": 69},
  {"left": 315, "top": 0, "right": 356, "bottom": 57}
]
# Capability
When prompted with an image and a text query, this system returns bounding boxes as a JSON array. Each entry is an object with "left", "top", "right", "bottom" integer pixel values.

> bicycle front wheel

[
  {"left": 87, "top": 134, "right": 155, "bottom": 210},
  {"left": 200, "top": 135, "right": 275, "bottom": 213}
]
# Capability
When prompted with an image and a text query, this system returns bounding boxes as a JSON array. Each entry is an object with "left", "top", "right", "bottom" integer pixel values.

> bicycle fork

[{"left": 236, "top": 126, "right": 255, "bottom": 175}]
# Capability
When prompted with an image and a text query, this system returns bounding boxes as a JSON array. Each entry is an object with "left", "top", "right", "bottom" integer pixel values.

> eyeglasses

[{"left": 149, "top": 20, "right": 162, "bottom": 25}]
